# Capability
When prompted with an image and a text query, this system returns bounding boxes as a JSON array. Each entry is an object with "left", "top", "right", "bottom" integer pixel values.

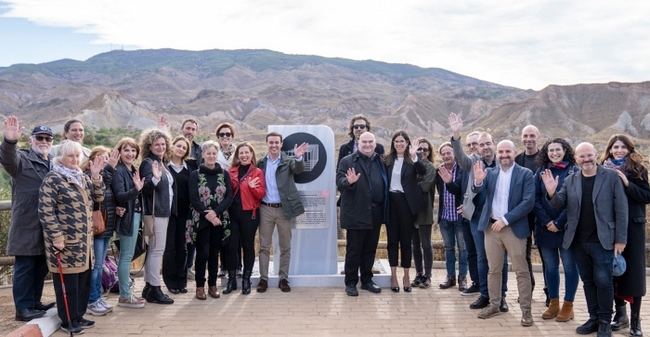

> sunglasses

[
  {"left": 218, "top": 132, "right": 232, "bottom": 138},
  {"left": 353, "top": 124, "right": 367, "bottom": 130},
  {"left": 417, "top": 148, "right": 430, "bottom": 152},
  {"left": 35, "top": 135, "right": 53, "bottom": 142}
]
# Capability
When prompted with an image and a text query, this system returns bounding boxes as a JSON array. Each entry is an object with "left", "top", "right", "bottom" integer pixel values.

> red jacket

[{"left": 229, "top": 164, "right": 266, "bottom": 217}]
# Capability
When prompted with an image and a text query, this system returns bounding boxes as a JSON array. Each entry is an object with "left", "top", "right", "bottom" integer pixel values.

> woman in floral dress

[{"left": 189, "top": 140, "right": 233, "bottom": 300}]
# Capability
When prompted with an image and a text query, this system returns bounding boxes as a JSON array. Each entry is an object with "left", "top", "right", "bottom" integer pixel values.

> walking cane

[{"left": 55, "top": 251, "right": 74, "bottom": 337}]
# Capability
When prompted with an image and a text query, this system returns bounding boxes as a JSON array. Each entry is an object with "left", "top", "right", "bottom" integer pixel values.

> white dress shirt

[
  {"left": 491, "top": 165, "right": 513, "bottom": 225},
  {"left": 389, "top": 157, "right": 404, "bottom": 192}
]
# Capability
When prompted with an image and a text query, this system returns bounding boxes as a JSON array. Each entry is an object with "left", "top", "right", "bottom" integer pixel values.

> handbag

[{"left": 92, "top": 204, "right": 107, "bottom": 236}]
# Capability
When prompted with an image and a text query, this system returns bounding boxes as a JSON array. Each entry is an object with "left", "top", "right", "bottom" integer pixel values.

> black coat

[
  {"left": 140, "top": 155, "right": 174, "bottom": 217},
  {"left": 385, "top": 158, "right": 426, "bottom": 216},
  {"left": 615, "top": 171, "right": 650, "bottom": 297},
  {"left": 112, "top": 162, "right": 142, "bottom": 236},
  {"left": 337, "top": 139, "right": 385, "bottom": 167},
  {"left": 336, "top": 152, "right": 388, "bottom": 229}
]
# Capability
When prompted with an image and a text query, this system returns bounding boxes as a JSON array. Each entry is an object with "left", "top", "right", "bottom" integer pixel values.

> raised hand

[
  {"left": 448, "top": 113, "right": 463, "bottom": 138},
  {"left": 108, "top": 148, "right": 120, "bottom": 168},
  {"left": 152, "top": 161, "right": 162, "bottom": 179},
  {"left": 115, "top": 206, "right": 126, "bottom": 217},
  {"left": 90, "top": 155, "right": 105, "bottom": 180},
  {"left": 438, "top": 165, "right": 453, "bottom": 183},
  {"left": 294, "top": 142, "right": 309, "bottom": 158},
  {"left": 158, "top": 116, "right": 170, "bottom": 132},
  {"left": 248, "top": 176, "right": 260, "bottom": 189},
  {"left": 346, "top": 167, "right": 361, "bottom": 184},
  {"left": 540, "top": 169, "right": 559, "bottom": 196},
  {"left": 408, "top": 141, "right": 418, "bottom": 160},
  {"left": 133, "top": 171, "right": 145, "bottom": 191},
  {"left": 472, "top": 161, "right": 486, "bottom": 185},
  {"left": 3, "top": 115, "right": 20, "bottom": 141}
]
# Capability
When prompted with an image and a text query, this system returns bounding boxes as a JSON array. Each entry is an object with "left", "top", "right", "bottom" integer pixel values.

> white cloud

[{"left": 2, "top": 0, "right": 649, "bottom": 89}]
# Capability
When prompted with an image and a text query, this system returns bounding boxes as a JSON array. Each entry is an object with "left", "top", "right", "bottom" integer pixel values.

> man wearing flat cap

[{"left": 0, "top": 116, "right": 55, "bottom": 321}]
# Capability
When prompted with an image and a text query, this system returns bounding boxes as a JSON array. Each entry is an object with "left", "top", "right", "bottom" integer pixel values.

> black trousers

[
  {"left": 52, "top": 268, "right": 91, "bottom": 325},
  {"left": 195, "top": 225, "right": 223, "bottom": 288},
  {"left": 13, "top": 255, "right": 48, "bottom": 311},
  {"left": 229, "top": 202, "right": 259, "bottom": 273},
  {"left": 412, "top": 224, "right": 433, "bottom": 277},
  {"left": 162, "top": 214, "right": 188, "bottom": 290},
  {"left": 387, "top": 192, "right": 414, "bottom": 268},
  {"left": 344, "top": 205, "right": 382, "bottom": 286}
]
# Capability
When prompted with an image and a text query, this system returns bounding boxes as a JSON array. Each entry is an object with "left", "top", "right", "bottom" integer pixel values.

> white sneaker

[
  {"left": 87, "top": 300, "right": 110, "bottom": 316},
  {"left": 118, "top": 294, "right": 146, "bottom": 309},
  {"left": 99, "top": 298, "right": 113, "bottom": 312}
]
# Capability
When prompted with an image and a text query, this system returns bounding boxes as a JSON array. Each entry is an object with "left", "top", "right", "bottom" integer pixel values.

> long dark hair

[
  {"left": 384, "top": 130, "right": 413, "bottom": 166},
  {"left": 601, "top": 134, "right": 647, "bottom": 181},
  {"left": 537, "top": 138, "right": 575, "bottom": 167}
]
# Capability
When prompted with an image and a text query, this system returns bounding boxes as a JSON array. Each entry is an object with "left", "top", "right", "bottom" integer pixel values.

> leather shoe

[
  {"left": 78, "top": 317, "right": 95, "bottom": 329},
  {"left": 439, "top": 276, "right": 456, "bottom": 289},
  {"left": 500, "top": 298, "right": 509, "bottom": 312},
  {"left": 470, "top": 295, "right": 490, "bottom": 309},
  {"left": 34, "top": 302, "right": 55, "bottom": 311},
  {"left": 208, "top": 286, "right": 220, "bottom": 298},
  {"left": 597, "top": 321, "right": 612, "bottom": 337},
  {"left": 15, "top": 308, "right": 45, "bottom": 321},
  {"left": 477, "top": 304, "right": 500, "bottom": 319},
  {"left": 279, "top": 279, "right": 291, "bottom": 293},
  {"left": 195, "top": 287, "right": 207, "bottom": 300},
  {"left": 521, "top": 309, "right": 534, "bottom": 327},
  {"left": 360, "top": 282, "right": 381, "bottom": 293},
  {"left": 458, "top": 278, "right": 467, "bottom": 291},
  {"left": 345, "top": 285, "right": 358, "bottom": 297},
  {"left": 461, "top": 283, "right": 480, "bottom": 296},
  {"left": 168, "top": 288, "right": 180, "bottom": 294},
  {"left": 576, "top": 318, "right": 599, "bottom": 335},
  {"left": 257, "top": 279, "right": 268, "bottom": 293}
]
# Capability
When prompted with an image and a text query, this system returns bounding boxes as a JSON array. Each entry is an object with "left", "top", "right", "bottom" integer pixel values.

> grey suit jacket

[
  {"left": 548, "top": 166, "right": 628, "bottom": 250},
  {"left": 473, "top": 164, "right": 535, "bottom": 239},
  {"left": 451, "top": 136, "right": 482, "bottom": 220}
]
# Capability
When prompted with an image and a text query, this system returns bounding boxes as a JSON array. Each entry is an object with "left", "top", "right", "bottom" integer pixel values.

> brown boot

[
  {"left": 208, "top": 286, "right": 220, "bottom": 298},
  {"left": 195, "top": 287, "right": 206, "bottom": 300},
  {"left": 555, "top": 301, "right": 574, "bottom": 322},
  {"left": 542, "top": 298, "right": 560, "bottom": 319}
]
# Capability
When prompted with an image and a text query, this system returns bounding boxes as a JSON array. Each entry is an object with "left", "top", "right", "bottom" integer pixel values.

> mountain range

[{"left": 1, "top": 48, "right": 648, "bottom": 146}]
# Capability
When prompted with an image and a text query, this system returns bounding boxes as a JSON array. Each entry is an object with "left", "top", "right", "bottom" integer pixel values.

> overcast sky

[{"left": 1, "top": 0, "right": 648, "bottom": 90}]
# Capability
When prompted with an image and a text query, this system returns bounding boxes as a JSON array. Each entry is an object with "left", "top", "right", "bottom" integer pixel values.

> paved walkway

[{"left": 27, "top": 267, "right": 647, "bottom": 336}]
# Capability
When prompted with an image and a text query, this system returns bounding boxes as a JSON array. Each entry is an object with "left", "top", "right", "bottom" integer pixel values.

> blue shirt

[{"left": 262, "top": 155, "right": 282, "bottom": 203}]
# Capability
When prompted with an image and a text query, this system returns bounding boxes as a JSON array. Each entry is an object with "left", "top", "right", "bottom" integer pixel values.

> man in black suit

[
  {"left": 337, "top": 115, "right": 384, "bottom": 166},
  {"left": 542, "top": 142, "right": 628, "bottom": 337},
  {"left": 337, "top": 132, "right": 388, "bottom": 296}
]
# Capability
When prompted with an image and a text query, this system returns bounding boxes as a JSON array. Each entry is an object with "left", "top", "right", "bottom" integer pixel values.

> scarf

[
  {"left": 603, "top": 158, "right": 626, "bottom": 170},
  {"left": 222, "top": 144, "right": 235, "bottom": 160},
  {"left": 548, "top": 160, "right": 569, "bottom": 169},
  {"left": 52, "top": 163, "right": 86, "bottom": 187}
]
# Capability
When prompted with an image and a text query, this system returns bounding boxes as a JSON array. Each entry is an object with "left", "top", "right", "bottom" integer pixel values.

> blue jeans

[
  {"left": 88, "top": 235, "right": 110, "bottom": 303},
  {"left": 118, "top": 213, "right": 140, "bottom": 298},
  {"left": 470, "top": 218, "right": 508, "bottom": 297},
  {"left": 439, "top": 219, "right": 468, "bottom": 279},
  {"left": 12, "top": 255, "right": 48, "bottom": 311},
  {"left": 462, "top": 219, "right": 479, "bottom": 286},
  {"left": 540, "top": 245, "right": 579, "bottom": 301},
  {"left": 572, "top": 241, "right": 614, "bottom": 322}
]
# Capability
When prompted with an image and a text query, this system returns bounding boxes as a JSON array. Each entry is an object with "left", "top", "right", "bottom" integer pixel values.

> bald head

[
  {"left": 358, "top": 132, "right": 377, "bottom": 157},
  {"left": 575, "top": 142, "right": 598, "bottom": 176},
  {"left": 495, "top": 139, "right": 516, "bottom": 169},
  {"left": 521, "top": 124, "right": 540, "bottom": 154}
]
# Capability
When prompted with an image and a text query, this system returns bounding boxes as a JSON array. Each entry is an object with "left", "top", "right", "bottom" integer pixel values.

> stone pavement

[{"left": 35, "top": 266, "right": 648, "bottom": 337}]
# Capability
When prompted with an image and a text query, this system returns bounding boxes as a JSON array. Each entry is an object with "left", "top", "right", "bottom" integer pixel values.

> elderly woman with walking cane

[{"left": 39, "top": 140, "right": 105, "bottom": 335}]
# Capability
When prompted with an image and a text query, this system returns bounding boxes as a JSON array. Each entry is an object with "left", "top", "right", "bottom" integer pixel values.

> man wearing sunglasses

[
  {"left": 337, "top": 115, "right": 384, "bottom": 166},
  {"left": 0, "top": 116, "right": 55, "bottom": 321}
]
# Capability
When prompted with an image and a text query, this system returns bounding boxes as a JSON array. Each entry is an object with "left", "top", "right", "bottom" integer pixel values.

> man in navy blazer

[
  {"left": 472, "top": 140, "right": 535, "bottom": 327},
  {"left": 542, "top": 142, "right": 628, "bottom": 336}
]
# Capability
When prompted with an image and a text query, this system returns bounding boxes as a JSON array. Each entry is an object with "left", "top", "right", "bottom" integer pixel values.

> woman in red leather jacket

[{"left": 228, "top": 142, "right": 266, "bottom": 294}]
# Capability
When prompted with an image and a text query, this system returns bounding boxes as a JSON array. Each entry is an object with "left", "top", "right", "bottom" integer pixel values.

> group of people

[
  {"left": 1, "top": 112, "right": 647, "bottom": 337},
  {"left": 2, "top": 116, "right": 307, "bottom": 334},
  {"left": 336, "top": 113, "right": 647, "bottom": 337}
]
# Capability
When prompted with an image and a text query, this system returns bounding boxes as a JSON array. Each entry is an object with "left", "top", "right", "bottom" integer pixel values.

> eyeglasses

[
  {"left": 218, "top": 132, "right": 232, "bottom": 138},
  {"left": 353, "top": 124, "right": 367, "bottom": 130},
  {"left": 35, "top": 135, "right": 53, "bottom": 142},
  {"left": 466, "top": 142, "right": 478, "bottom": 147},
  {"left": 417, "top": 148, "right": 430, "bottom": 153}
]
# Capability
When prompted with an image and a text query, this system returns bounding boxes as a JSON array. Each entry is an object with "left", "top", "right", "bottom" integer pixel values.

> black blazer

[
  {"left": 336, "top": 152, "right": 388, "bottom": 229},
  {"left": 140, "top": 155, "right": 175, "bottom": 218},
  {"left": 112, "top": 162, "right": 142, "bottom": 236},
  {"left": 386, "top": 158, "right": 426, "bottom": 216}
]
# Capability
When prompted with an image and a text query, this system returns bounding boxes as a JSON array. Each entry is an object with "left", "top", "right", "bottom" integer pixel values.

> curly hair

[
  {"left": 536, "top": 138, "right": 575, "bottom": 167},
  {"left": 139, "top": 128, "right": 171, "bottom": 161},
  {"left": 347, "top": 115, "right": 371, "bottom": 139},
  {"left": 601, "top": 134, "right": 647, "bottom": 180},
  {"left": 384, "top": 130, "right": 413, "bottom": 166},
  {"left": 418, "top": 138, "right": 434, "bottom": 162},
  {"left": 231, "top": 142, "right": 258, "bottom": 168}
]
